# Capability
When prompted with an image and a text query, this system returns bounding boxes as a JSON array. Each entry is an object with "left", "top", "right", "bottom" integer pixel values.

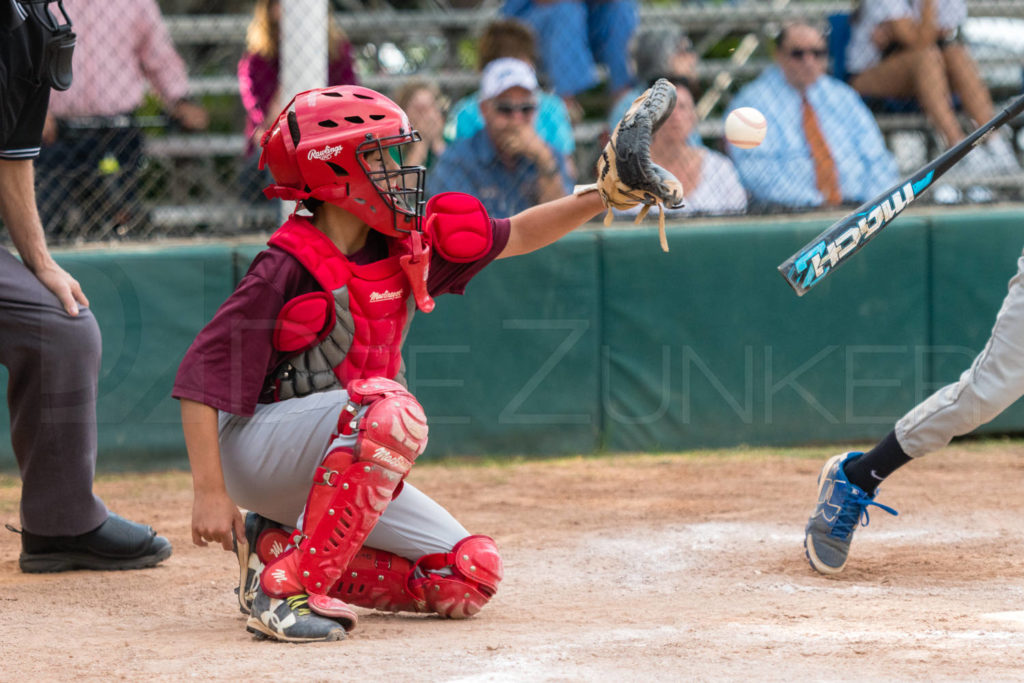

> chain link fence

[{"left": 18, "top": 0, "right": 1024, "bottom": 245}]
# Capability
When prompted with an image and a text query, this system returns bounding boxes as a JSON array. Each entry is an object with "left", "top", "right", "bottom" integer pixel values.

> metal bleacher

[{"left": 147, "top": 1, "right": 1024, "bottom": 232}]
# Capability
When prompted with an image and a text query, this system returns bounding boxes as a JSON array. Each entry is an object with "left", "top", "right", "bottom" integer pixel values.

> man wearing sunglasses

[
  {"left": 727, "top": 21, "right": 898, "bottom": 210},
  {"left": 427, "top": 58, "right": 572, "bottom": 217}
]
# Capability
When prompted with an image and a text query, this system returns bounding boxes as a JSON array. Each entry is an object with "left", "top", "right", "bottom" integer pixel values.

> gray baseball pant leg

[
  {"left": 896, "top": 248, "right": 1024, "bottom": 458},
  {"left": 0, "top": 248, "right": 107, "bottom": 535},
  {"left": 218, "top": 390, "right": 469, "bottom": 560}
]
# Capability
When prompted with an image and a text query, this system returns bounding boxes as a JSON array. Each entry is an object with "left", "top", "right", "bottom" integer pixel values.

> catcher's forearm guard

[{"left": 576, "top": 78, "right": 686, "bottom": 251}]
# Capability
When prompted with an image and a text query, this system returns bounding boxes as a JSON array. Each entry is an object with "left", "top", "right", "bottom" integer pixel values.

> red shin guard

[
  {"left": 330, "top": 547, "right": 426, "bottom": 613},
  {"left": 328, "top": 536, "right": 503, "bottom": 619},
  {"left": 261, "top": 378, "right": 428, "bottom": 616}
]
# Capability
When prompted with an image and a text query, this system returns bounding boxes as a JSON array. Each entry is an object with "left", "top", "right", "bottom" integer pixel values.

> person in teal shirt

[
  {"left": 430, "top": 58, "right": 573, "bottom": 218},
  {"left": 443, "top": 18, "right": 574, "bottom": 161},
  {"left": 445, "top": 90, "right": 574, "bottom": 159}
]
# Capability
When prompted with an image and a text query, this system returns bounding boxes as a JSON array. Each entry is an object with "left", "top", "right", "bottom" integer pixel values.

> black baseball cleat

[
  {"left": 10, "top": 513, "right": 172, "bottom": 573},
  {"left": 246, "top": 588, "right": 347, "bottom": 643},
  {"left": 234, "top": 511, "right": 289, "bottom": 615}
]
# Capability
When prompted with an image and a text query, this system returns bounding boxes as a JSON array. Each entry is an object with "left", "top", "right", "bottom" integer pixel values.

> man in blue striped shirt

[{"left": 728, "top": 22, "right": 899, "bottom": 209}]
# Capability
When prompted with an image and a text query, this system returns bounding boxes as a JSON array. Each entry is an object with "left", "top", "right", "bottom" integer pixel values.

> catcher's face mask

[{"left": 357, "top": 133, "right": 425, "bottom": 220}]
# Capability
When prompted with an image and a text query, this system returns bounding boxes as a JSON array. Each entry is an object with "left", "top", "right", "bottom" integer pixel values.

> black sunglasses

[
  {"left": 788, "top": 48, "right": 828, "bottom": 60},
  {"left": 494, "top": 101, "right": 538, "bottom": 116}
]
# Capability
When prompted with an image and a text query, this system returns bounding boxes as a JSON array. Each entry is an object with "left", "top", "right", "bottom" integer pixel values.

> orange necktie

[{"left": 802, "top": 95, "right": 842, "bottom": 206}]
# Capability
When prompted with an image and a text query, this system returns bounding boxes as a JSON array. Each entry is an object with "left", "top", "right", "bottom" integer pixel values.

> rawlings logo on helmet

[{"left": 307, "top": 143, "right": 344, "bottom": 162}]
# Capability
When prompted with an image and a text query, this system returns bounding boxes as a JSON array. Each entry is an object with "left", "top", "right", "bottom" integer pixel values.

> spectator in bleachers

[
  {"left": 392, "top": 79, "right": 448, "bottom": 169},
  {"left": 728, "top": 22, "right": 898, "bottom": 210},
  {"left": 443, "top": 18, "right": 574, "bottom": 167},
  {"left": 608, "top": 27, "right": 702, "bottom": 146},
  {"left": 238, "top": 0, "right": 358, "bottom": 155},
  {"left": 427, "top": 58, "right": 572, "bottom": 217},
  {"left": 846, "top": 0, "right": 1019, "bottom": 173},
  {"left": 501, "top": 0, "right": 638, "bottom": 122},
  {"left": 618, "top": 76, "right": 745, "bottom": 218},
  {"left": 37, "top": 0, "right": 209, "bottom": 237}
]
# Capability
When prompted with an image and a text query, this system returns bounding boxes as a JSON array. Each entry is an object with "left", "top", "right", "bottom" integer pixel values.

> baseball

[{"left": 725, "top": 107, "right": 767, "bottom": 149}]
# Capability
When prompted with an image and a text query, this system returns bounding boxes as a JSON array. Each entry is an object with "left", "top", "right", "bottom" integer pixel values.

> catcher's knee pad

[
  {"left": 262, "top": 378, "right": 428, "bottom": 605},
  {"left": 342, "top": 377, "right": 429, "bottom": 469},
  {"left": 412, "top": 535, "right": 503, "bottom": 619}
]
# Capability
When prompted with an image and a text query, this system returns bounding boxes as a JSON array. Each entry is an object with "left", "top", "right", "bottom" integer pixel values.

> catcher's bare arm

[
  {"left": 575, "top": 78, "right": 686, "bottom": 251},
  {"left": 499, "top": 191, "right": 606, "bottom": 258}
]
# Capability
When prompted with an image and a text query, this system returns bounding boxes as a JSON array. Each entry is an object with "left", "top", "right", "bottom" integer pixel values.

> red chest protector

[
  {"left": 265, "top": 217, "right": 423, "bottom": 400},
  {"left": 265, "top": 194, "right": 492, "bottom": 401}
]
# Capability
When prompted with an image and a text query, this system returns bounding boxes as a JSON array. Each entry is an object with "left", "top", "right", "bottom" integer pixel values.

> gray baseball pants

[
  {"left": 897, "top": 248, "right": 1024, "bottom": 457},
  {"left": 0, "top": 248, "right": 107, "bottom": 535},
  {"left": 218, "top": 389, "right": 469, "bottom": 561}
]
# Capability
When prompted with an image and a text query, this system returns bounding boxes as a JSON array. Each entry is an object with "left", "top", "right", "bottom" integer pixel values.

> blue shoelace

[{"left": 829, "top": 482, "right": 898, "bottom": 539}]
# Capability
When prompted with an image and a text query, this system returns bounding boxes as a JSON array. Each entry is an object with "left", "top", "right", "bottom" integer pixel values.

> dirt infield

[{"left": 3, "top": 441, "right": 1024, "bottom": 681}]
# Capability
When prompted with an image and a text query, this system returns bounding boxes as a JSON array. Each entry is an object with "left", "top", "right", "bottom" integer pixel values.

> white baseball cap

[{"left": 479, "top": 58, "right": 539, "bottom": 101}]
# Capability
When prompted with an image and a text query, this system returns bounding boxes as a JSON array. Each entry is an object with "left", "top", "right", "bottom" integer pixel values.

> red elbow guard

[{"left": 424, "top": 192, "right": 493, "bottom": 263}]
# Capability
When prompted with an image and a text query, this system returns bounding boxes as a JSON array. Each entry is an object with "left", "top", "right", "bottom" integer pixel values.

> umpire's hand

[{"left": 33, "top": 260, "right": 88, "bottom": 316}]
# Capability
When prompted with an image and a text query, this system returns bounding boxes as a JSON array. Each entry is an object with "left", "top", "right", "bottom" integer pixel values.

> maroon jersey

[{"left": 173, "top": 218, "right": 510, "bottom": 416}]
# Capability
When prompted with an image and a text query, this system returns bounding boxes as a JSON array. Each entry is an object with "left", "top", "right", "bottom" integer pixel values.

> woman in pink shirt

[{"left": 237, "top": 0, "right": 359, "bottom": 154}]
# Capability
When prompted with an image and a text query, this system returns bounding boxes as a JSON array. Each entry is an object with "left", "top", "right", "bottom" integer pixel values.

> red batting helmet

[{"left": 259, "top": 85, "right": 425, "bottom": 237}]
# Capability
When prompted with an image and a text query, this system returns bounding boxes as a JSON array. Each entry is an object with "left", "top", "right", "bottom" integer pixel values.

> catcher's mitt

[{"left": 576, "top": 78, "right": 686, "bottom": 251}]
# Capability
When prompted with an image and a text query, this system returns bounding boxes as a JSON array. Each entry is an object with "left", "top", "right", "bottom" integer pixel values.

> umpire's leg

[{"left": 0, "top": 248, "right": 107, "bottom": 535}]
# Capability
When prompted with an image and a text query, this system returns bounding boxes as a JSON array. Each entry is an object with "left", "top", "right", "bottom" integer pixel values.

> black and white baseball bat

[{"left": 778, "top": 92, "right": 1024, "bottom": 297}]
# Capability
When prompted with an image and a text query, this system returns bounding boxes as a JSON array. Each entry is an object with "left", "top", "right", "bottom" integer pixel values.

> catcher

[{"left": 173, "top": 80, "right": 683, "bottom": 643}]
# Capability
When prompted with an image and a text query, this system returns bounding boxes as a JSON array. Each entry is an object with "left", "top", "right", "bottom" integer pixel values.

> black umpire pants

[{"left": 0, "top": 248, "right": 107, "bottom": 535}]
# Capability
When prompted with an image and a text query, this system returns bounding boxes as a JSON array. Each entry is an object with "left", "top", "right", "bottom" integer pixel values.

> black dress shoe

[{"left": 14, "top": 513, "right": 172, "bottom": 573}]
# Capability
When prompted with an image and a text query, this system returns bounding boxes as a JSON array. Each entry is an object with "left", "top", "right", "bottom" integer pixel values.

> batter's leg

[
  {"left": 805, "top": 249, "right": 1024, "bottom": 575},
  {"left": 896, "top": 249, "right": 1024, "bottom": 456}
]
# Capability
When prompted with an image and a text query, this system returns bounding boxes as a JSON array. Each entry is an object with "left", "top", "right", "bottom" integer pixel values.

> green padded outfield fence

[{"left": 2, "top": 206, "right": 1023, "bottom": 471}]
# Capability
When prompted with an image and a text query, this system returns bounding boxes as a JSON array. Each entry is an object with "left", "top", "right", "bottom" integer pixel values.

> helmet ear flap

[{"left": 260, "top": 124, "right": 303, "bottom": 189}]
